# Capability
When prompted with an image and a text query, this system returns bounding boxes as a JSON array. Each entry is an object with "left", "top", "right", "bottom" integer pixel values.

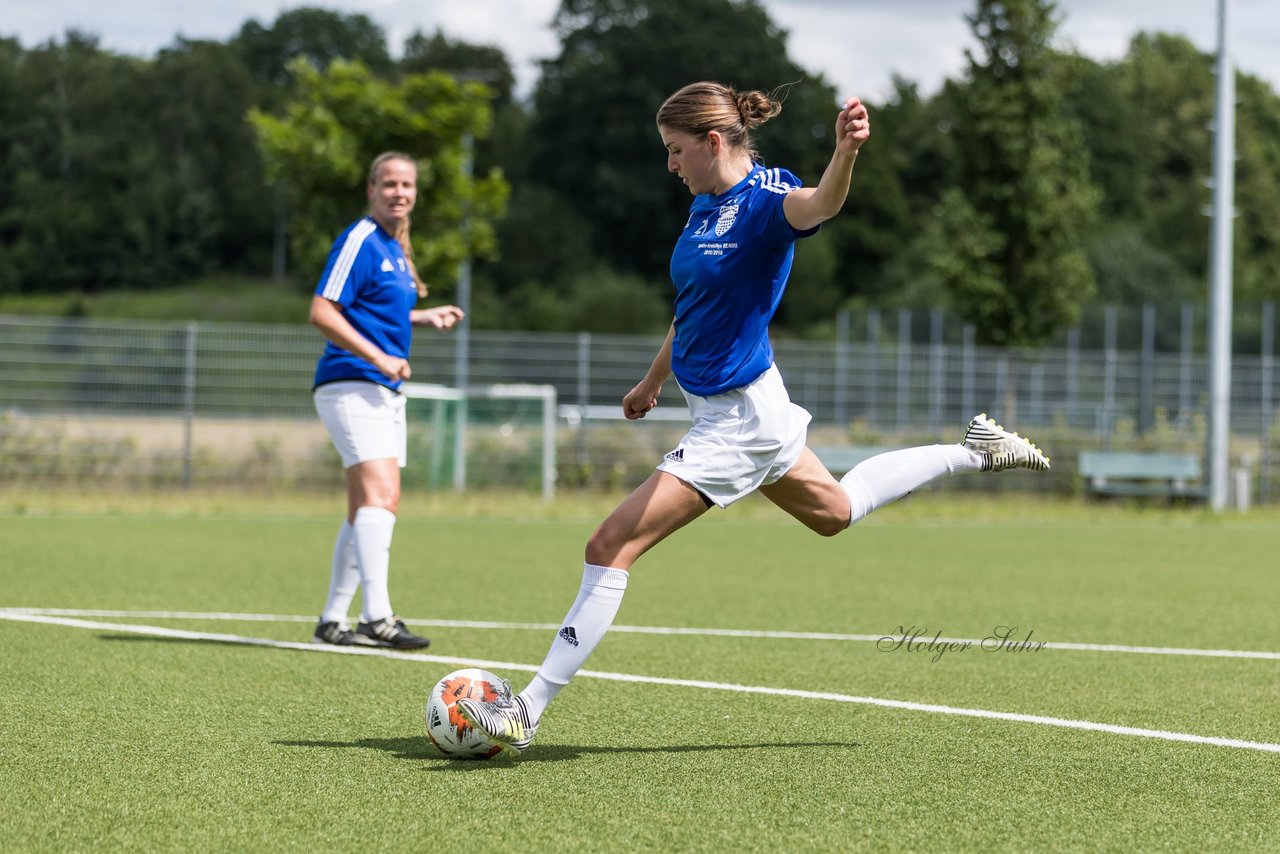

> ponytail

[
  {"left": 394, "top": 216, "right": 427, "bottom": 298},
  {"left": 656, "top": 81, "right": 782, "bottom": 163}
]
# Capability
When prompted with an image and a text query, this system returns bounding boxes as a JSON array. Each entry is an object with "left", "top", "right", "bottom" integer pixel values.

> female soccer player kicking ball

[{"left": 459, "top": 82, "right": 1048, "bottom": 754}]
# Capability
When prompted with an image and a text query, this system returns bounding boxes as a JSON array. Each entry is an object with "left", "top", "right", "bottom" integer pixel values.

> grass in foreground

[{"left": 1, "top": 495, "right": 1278, "bottom": 850}]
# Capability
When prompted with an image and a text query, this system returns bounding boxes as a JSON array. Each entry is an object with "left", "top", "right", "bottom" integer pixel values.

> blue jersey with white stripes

[
  {"left": 669, "top": 164, "right": 818, "bottom": 396},
  {"left": 312, "top": 216, "right": 417, "bottom": 391}
]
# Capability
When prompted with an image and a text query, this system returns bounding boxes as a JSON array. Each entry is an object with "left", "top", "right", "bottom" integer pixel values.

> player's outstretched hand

[
  {"left": 412, "top": 305, "right": 465, "bottom": 330},
  {"left": 836, "top": 97, "right": 870, "bottom": 155}
]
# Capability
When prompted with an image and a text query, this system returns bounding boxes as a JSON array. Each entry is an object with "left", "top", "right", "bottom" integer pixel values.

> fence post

[
  {"left": 962, "top": 323, "right": 975, "bottom": 419},
  {"left": 1262, "top": 302, "right": 1274, "bottom": 503},
  {"left": 1140, "top": 303, "right": 1155, "bottom": 434},
  {"left": 1030, "top": 363, "right": 1045, "bottom": 425},
  {"left": 1180, "top": 302, "right": 1194, "bottom": 426},
  {"left": 541, "top": 386, "right": 557, "bottom": 502},
  {"left": 897, "top": 309, "right": 911, "bottom": 428},
  {"left": 183, "top": 321, "right": 197, "bottom": 490},
  {"left": 1066, "top": 326, "right": 1080, "bottom": 425},
  {"left": 929, "top": 309, "right": 944, "bottom": 433},
  {"left": 1103, "top": 305, "right": 1117, "bottom": 442},
  {"left": 452, "top": 329, "right": 469, "bottom": 492},
  {"left": 866, "top": 309, "right": 880, "bottom": 426},
  {"left": 996, "top": 355, "right": 1009, "bottom": 422},
  {"left": 577, "top": 332, "right": 591, "bottom": 472},
  {"left": 834, "top": 309, "right": 849, "bottom": 427}
]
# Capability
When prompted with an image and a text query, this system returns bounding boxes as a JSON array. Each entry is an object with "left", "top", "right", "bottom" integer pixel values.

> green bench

[{"left": 1077, "top": 451, "right": 1205, "bottom": 498}]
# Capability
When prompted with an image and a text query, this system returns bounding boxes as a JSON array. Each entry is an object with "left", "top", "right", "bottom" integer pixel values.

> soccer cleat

[
  {"left": 354, "top": 615, "right": 431, "bottom": 650},
  {"left": 312, "top": 619, "right": 378, "bottom": 647},
  {"left": 962, "top": 413, "right": 1051, "bottom": 472},
  {"left": 456, "top": 689, "right": 539, "bottom": 756}
]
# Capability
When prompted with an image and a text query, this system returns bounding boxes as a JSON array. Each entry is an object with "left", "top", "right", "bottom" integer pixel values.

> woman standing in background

[{"left": 309, "top": 151, "right": 464, "bottom": 650}]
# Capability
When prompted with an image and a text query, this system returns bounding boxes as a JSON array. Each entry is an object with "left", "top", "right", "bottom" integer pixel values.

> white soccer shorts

[
  {"left": 314, "top": 381, "right": 407, "bottom": 469},
  {"left": 656, "top": 364, "right": 812, "bottom": 508}
]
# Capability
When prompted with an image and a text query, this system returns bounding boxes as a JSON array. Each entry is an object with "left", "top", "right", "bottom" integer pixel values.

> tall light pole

[
  {"left": 452, "top": 131, "right": 473, "bottom": 492},
  {"left": 1207, "top": 0, "right": 1236, "bottom": 510},
  {"left": 445, "top": 67, "right": 500, "bottom": 492}
]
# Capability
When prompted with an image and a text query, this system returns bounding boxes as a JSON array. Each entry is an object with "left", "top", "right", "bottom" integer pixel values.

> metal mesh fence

[{"left": 1, "top": 312, "right": 1275, "bottom": 499}]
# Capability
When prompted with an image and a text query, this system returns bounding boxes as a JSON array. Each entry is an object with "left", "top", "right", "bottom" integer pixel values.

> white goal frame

[{"left": 402, "top": 382, "right": 558, "bottom": 500}]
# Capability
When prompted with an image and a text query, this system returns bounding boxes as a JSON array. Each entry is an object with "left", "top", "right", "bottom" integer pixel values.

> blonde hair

[
  {"left": 655, "top": 81, "right": 782, "bottom": 163},
  {"left": 367, "top": 151, "right": 427, "bottom": 298}
]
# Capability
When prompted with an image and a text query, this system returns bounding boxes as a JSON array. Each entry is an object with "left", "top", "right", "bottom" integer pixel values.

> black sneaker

[
  {"left": 312, "top": 620, "right": 377, "bottom": 647},
  {"left": 355, "top": 615, "right": 431, "bottom": 650}
]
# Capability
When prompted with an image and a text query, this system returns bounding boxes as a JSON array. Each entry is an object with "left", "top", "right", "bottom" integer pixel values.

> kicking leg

[
  {"left": 458, "top": 472, "right": 708, "bottom": 753},
  {"left": 764, "top": 414, "right": 1048, "bottom": 529}
]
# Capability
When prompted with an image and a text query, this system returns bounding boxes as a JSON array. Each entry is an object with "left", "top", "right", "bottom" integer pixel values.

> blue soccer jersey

[
  {"left": 312, "top": 217, "right": 418, "bottom": 391},
  {"left": 668, "top": 164, "right": 818, "bottom": 396}
]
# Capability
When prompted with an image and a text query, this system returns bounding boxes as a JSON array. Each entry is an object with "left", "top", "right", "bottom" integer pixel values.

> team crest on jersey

[{"left": 714, "top": 199, "right": 740, "bottom": 237}]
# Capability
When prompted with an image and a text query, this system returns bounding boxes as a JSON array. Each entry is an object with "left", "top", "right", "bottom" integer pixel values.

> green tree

[
  {"left": 4, "top": 32, "right": 174, "bottom": 292},
  {"left": 1062, "top": 33, "right": 1280, "bottom": 307},
  {"left": 0, "top": 32, "right": 280, "bottom": 294},
  {"left": 1110, "top": 34, "right": 1214, "bottom": 283},
  {"left": 248, "top": 58, "right": 509, "bottom": 298},
  {"left": 399, "top": 30, "right": 515, "bottom": 105},
  {"left": 1086, "top": 229, "right": 1198, "bottom": 305},
  {"left": 396, "top": 29, "right": 525, "bottom": 189},
  {"left": 234, "top": 8, "right": 391, "bottom": 89},
  {"left": 1232, "top": 71, "right": 1280, "bottom": 304},
  {"left": 145, "top": 38, "right": 272, "bottom": 277},
  {"left": 531, "top": 0, "right": 839, "bottom": 285},
  {"left": 825, "top": 77, "right": 947, "bottom": 309},
  {"left": 932, "top": 0, "right": 1099, "bottom": 345},
  {"left": 0, "top": 38, "right": 23, "bottom": 292}
]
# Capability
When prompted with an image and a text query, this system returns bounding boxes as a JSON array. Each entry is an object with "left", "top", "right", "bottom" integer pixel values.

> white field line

[
  {"left": 2, "top": 610, "right": 1278, "bottom": 755},
  {"left": 4, "top": 607, "right": 1280, "bottom": 661}
]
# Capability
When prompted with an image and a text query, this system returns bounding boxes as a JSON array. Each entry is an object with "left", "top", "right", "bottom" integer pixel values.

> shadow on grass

[{"left": 275, "top": 736, "right": 859, "bottom": 767}]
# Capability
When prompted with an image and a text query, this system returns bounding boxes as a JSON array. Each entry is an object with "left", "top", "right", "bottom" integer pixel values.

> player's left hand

[
  {"left": 622, "top": 381, "right": 661, "bottom": 420},
  {"left": 835, "top": 97, "right": 870, "bottom": 154},
  {"left": 412, "top": 305, "right": 465, "bottom": 330}
]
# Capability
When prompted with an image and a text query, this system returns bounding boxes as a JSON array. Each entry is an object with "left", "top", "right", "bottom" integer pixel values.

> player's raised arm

[{"left": 782, "top": 97, "right": 871, "bottom": 232}]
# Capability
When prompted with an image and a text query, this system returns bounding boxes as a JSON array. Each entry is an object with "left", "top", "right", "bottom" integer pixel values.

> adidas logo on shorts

[{"left": 664, "top": 447, "right": 685, "bottom": 463}]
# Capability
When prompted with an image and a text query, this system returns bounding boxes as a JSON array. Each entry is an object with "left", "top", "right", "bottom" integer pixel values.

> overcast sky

[{"left": 7, "top": 1, "right": 1279, "bottom": 102}]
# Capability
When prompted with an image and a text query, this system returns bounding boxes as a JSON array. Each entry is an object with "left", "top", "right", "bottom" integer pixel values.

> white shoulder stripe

[
  {"left": 756, "top": 167, "right": 798, "bottom": 195},
  {"left": 321, "top": 219, "right": 378, "bottom": 301}
]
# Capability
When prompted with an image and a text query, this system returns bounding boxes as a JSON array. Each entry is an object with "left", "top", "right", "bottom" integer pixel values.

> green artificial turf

[{"left": 1, "top": 496, "right": 1277, "bottom": 850}]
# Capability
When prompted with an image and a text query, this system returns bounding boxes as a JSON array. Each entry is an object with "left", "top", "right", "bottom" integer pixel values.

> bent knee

[
  {"left": 808, "top": 513, "right": 848, "bottom": 538},
  {"left": 366, "top": 487, "right": 400, "bottom": 513},
  {"left": 584, "top": 528, "right": 619, "bottom": 567}
]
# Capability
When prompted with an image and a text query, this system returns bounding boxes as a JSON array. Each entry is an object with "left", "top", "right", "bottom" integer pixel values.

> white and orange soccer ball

[{"left": 424, "top": 668, "right": 505, "bottom": 759}]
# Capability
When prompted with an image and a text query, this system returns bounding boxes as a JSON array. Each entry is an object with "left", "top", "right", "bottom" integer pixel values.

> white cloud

[{"left": 5, "top": 0, "right": 1277, "bottom": 101}]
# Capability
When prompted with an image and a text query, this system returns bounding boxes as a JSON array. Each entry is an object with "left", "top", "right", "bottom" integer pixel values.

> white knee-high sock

[
  {"left": 352, "top": 506, "right": 396, "bottom": 622},
  {"left": 320, "top": 520, "right": 359, "bottom": 624},
  {"left": 519, "top": 563, "right": 629, "bottom": 722},
  {"left": 840, "top": 444, "right": 984, "bottom": 525}
]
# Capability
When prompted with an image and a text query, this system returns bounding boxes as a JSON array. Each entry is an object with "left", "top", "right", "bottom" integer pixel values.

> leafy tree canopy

[
  {"left": 931, "top": 0, "right": 1099, "bottom": 345},
  {"left": 249, "top": 58, "right": 509, "bottom": 297},
  {"left": 531, "top": 0, "right": 839, "bottom": 280}
]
